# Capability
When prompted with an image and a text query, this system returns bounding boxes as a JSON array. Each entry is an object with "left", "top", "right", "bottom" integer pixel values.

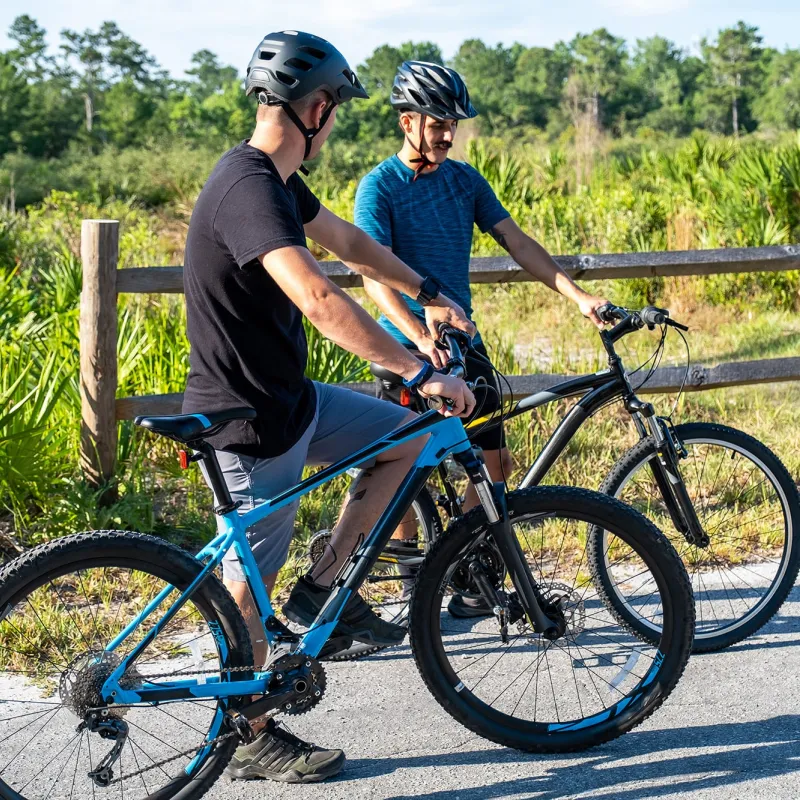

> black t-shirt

[{"left": 182, "top": 141, "right": 321, "bottom": 458}]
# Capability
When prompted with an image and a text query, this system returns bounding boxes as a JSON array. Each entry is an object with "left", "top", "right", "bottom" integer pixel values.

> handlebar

[
  {"left": 596, "top": 304, "right": 688, "bottom": 332},
  {"left": 424, "top": 324, "right": 471, "bottom": 412}
]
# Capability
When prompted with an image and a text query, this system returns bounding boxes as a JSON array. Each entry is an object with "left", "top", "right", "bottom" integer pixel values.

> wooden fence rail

[{"left": 78, "top": 218, "right": 800, "bottom": 485}]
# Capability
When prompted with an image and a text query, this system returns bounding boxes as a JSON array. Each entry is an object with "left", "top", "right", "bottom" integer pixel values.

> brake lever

[{"left": 666, "top": 319, "right": 689, "bottom": 332}]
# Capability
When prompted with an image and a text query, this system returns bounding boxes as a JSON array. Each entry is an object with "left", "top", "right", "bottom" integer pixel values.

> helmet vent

[
  {"left": 285, "top": 57, "right": 313, "bottom": 71},
  {"left": 259, "top": 51, "right": 276, "bottom": 61},
  {"left": 298, "top": 45, "right": 326, "bottom": 60},
  {"left": 408, "top": 89, "right": 426, "bottom": 106},
  {"left": 276, "top": 70, "right": 300, "bottom": 86}
]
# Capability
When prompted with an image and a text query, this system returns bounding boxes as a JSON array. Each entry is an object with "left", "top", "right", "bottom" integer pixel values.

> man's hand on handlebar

[
  {"left": 419, "top": 373, "right": 476, "bottom": 418},
  {"left": 423, "top": 293, "right": 477, "bottom": 342},
  {"left": 410, "top": 331, "right": 447, "bottom": 369},
  {"left": 577, "top": 292, "right": 611, "bottom": 329}
]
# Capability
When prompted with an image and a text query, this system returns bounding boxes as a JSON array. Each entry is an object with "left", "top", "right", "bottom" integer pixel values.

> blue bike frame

[{"left": 102, "top": 411, "right": 472, "bottom": 707}]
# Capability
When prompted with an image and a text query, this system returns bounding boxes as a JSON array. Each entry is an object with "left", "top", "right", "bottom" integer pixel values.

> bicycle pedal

[
  {"left": 225, "top": 710, "right": 256, "bottom": 743},
  {"left": 319, "top": 636, "right": 354, "bottom": 660}
]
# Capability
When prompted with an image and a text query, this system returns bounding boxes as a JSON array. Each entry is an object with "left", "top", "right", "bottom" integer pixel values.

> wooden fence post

[{"left": 80, "top": 219, "right": 119, "bottom": 487}]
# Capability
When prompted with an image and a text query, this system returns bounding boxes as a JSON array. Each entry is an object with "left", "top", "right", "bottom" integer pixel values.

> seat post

[{"left": 194, "top": 442, "right": 240, "bottom": 515}]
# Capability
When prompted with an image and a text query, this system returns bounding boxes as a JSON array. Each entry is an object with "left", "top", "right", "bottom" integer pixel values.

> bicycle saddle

[
  {"left": 134, "top": 407, "right": 257, "bottom": 443},
  {"left": 370, "top": 363, "right": 405, "bottom": 384}
]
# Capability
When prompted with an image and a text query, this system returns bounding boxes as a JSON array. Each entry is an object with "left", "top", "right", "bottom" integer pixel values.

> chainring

[
  {"left": 268, "top": 654, "right": 326, "bottom": 716},
  {"left": 450, "top": 538, "right": 505, "bottom": 596}
]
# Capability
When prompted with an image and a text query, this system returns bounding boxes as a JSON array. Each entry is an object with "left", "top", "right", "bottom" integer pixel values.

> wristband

[
  {"left": 402, "top": 361, "right": 435, "bottom": 390},
  {"left": 415, "top": 276, "right": 441, "bottom": 306}
]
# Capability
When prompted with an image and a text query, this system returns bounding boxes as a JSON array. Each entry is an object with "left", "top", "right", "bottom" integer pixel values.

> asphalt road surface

[{"left": 219, "top": 584, "right": 800, "bottom": 800}]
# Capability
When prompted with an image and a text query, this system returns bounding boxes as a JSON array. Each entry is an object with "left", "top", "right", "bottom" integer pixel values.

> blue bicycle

[{"left": 0, "top": 336, "right": 694, "bottom": 799}]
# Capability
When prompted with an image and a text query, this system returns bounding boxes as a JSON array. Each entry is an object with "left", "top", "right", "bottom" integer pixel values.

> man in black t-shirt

[{"left": 183, "top": 31, "right": 475, "bottom": 783}]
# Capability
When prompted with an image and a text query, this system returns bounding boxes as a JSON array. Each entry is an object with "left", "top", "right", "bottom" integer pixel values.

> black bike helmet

[
  {"left": 390, "top": 61, "right": 477, "bottom": 121},
  {"left": 245, "top": 31, "right": 368, "bottom": 160}
]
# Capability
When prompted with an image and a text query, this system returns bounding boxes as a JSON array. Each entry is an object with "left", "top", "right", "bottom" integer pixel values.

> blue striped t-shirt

[{"left": 354, "top": 155, "right": 509, "bottom": 345}]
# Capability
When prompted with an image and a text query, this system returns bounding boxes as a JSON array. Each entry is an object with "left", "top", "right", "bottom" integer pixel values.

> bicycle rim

[
  {"left": 412, "top": 488, "right": 690, "bottom": 749},
  {"left": 609, "top": 435, "right": 793, "bottom": 643}
]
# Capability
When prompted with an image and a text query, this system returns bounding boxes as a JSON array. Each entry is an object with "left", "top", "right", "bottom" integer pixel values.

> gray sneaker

[{"left": 225, "top": 718, "right": 345, "bottom": 783}]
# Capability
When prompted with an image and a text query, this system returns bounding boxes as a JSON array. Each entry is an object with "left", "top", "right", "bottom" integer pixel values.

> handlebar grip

[
  {"left": 596, "top": 304, "right": 624, "bottom": 324},
  {"left": 640, "top": 306, "right": 668, "bottom": 326}
]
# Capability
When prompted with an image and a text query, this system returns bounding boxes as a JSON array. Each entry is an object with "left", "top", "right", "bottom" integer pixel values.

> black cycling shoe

[
  {"left": 447, "top": 594, "right": 494, "bottom": 618},
  {"left": 225, "top": 718, "right": 344, "bottom": 783},
  {"left": 283, "top": 575, "right": 407, "bottom": 646}
]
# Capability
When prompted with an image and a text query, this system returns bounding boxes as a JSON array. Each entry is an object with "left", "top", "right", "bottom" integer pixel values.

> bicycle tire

[
  {"left": 593, "top": 422, "right": 800, "bottom": 652},
  {"left": 410, "top": 486, "right": 694, "bottom": 753},
  {"left": 0, "top": 530, "right": 253, "bottom": 800}
]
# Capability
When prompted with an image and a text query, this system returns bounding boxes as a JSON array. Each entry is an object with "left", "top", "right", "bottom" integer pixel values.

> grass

[{"left": 2, "top": 132, "right": 800, "bottom": 609}]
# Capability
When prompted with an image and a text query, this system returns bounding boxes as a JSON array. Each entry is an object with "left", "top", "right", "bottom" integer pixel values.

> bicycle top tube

[
  {"left": 464, "top": 368, "right": 625, "bottom": 432},
  {"left": 237, "top": 409, "right": 469, "bottom": 532}
]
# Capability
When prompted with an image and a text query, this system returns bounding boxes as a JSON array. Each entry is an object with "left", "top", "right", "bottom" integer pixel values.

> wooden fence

[{"left": 79, "top": 218, "right": 800, "bottom": 485}]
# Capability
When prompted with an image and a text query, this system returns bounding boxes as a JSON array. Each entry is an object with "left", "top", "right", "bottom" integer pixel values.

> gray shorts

[{"left": 204, "top": 381, "right": 411, "bottom": 581}]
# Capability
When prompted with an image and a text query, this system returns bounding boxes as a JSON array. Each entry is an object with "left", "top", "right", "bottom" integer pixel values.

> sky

[{"left": 1, "top": 0, "right": 798, "bottom": 79}]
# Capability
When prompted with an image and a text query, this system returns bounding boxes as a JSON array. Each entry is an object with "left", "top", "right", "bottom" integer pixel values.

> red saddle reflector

[
  {"left": 400, "top": 387, "right": 412, "bottom": 407},
  {"left": 178, "top": 450, "right": 190, "bottom": 469}
]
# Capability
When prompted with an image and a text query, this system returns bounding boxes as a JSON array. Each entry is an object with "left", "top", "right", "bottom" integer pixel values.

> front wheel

[
  {"left": 410, "top": 487, "right": 694, "bottom": 753},
  {"left": 594, "top": 422, "right": 800, "bottom": 652}
]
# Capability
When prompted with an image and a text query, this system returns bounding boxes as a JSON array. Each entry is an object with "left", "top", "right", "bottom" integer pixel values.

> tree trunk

[{"left": 83, "top": 92, "right": 94, "bottom": 133}]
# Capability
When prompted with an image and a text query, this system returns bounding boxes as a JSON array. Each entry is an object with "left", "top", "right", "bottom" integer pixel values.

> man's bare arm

[
  {"left": 305, "top": 206, "right": 476, "bottom": 338},
  {"left": 490, "top": 217, "right": 608, "bottom": 327},
  {"left": 258, "top": 245, "right": 475, "bottom": 414},
  {"left": 362, "top": 275, "right": 445, "bottom": 368}
]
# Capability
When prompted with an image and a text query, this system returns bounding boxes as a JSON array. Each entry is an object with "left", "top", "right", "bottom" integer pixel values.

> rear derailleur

[{"left": 79, "top": 715, "right": 129, "bottom": 788}]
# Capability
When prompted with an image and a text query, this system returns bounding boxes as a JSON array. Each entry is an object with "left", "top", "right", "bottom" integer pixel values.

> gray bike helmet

[
  {"left": 391, "top": 61, "right": 477, "bottom": 180},
  {"left": 245, "top": 31, "right": 368, "bottom": 160},
  {"left": 390, "top": 61, "right": 477, "bottom": 121}
]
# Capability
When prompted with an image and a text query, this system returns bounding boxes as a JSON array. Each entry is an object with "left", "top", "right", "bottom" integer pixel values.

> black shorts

[{"left": 375, "top": 341, "right": 506, "bottom": 452}]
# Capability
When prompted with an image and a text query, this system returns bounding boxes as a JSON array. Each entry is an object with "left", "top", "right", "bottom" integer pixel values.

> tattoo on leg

[
  {"left": 349, "top": 488, "right": 367, "bottom": 503},
  {"left": 490, "top": 226, "right": 510, "bottom": 252}
]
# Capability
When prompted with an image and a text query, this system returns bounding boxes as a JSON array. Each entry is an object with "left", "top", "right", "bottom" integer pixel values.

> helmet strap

[
  {"left": 406, "top": 113, "right": 434, "bottom": 182},
  {"left": 281, "top": 101, "right": 336, "bottom": 161}
]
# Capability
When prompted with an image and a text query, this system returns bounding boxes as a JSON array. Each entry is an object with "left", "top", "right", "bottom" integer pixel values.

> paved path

[{"left": 217, "top": 584, "right": 800, "bottom": 800}]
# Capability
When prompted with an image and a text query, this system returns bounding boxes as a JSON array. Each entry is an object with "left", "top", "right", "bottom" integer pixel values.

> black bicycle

[{"left": 329, "top": 305, "right": 800, "bottom": 659}]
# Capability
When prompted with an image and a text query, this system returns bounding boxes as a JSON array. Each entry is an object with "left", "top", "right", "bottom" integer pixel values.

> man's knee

[{"left": 484, "top": 447, "right": 513, "bottom": 479}]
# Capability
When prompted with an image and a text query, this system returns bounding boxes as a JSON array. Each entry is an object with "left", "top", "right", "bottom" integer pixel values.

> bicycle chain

[
  {"left": 100, "top": 665, "right": 263, "bottom": 786},
  {"left": 99, "top": 659, "right": 303, "bottom": 785},
  {"left": 107, "top": 728, "right": 239, "bottom": 786}
]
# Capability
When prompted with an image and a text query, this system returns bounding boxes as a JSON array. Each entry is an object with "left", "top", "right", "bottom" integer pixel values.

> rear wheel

[
  {"left": 595, "top": 422, "right": 800, "bottom": 652},
  {"left": 0, "top": 531, "right": 253, "bottom": 800},
  {"left": 410, "top": 487, "right": 694, "bottom": 753}
]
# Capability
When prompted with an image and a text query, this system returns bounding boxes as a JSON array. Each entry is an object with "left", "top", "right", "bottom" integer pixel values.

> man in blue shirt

[{"left": 355, "top": 61, "right": 608, "bottom": 616}]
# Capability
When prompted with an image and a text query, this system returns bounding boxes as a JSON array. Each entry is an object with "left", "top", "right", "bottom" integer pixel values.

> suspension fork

[
  {"left": 631, "top": 401, "right": 708, "bottom": 547},
  {"left": 452, "top": 448, "right": 559, "bottom": 638}
]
